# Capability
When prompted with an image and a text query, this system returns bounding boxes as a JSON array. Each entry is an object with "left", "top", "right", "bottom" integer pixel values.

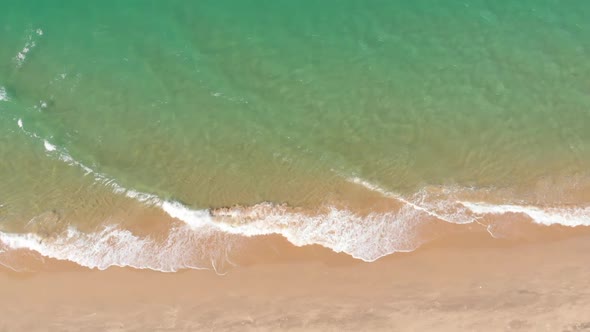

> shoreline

[{"left": 2, "top": 229, "right": 590, "bottom": 331}]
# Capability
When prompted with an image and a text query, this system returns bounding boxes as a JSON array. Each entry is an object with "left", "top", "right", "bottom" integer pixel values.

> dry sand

[{"left": 1, "top": 229, "right": 590, "bottom": 331}]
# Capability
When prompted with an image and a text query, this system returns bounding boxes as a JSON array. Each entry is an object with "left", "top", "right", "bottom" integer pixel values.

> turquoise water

[{"left": 1, "top": 1, "right": 590, "bottom": 271}]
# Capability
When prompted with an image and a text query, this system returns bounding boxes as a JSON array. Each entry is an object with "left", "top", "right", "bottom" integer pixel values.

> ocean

[{"left": 1, "top": 1, "right": 590, "bottom": 272}]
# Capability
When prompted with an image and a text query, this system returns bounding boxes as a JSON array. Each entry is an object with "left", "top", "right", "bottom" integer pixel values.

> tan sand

[{"left": 1, "top": 227, "right": 590, "bottom": 332}]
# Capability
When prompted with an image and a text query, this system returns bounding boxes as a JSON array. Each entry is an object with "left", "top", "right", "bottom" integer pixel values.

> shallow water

[{"left": 1, "top": 1, "right": 590, "bottom": 272}]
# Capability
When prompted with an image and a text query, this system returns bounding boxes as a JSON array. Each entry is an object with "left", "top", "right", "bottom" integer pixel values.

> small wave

[
  {"left": 14, "top": 28, "right": 43, "bottom": 68},
  {"left": 13, "top": 116, "right": 163, "bottom": 205},
  {"left": 347, "top": 176, "right": 590, "bottom": 227},
  {"left": 0, "top": 87, "right": 8, "bottom": 102},
  {"left": 459, "top": 201, "right": 590, "bottom": 227},
  {"left": 346, "top": 177, "right": 479, "bottom": 224}
]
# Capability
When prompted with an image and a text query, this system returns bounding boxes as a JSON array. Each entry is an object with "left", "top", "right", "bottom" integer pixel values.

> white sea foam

[
  {"left": 17, "top": 119, "right": 23, "bottom": 128},
  {"left": 14, "top": 28, "right": 43, "bottom": 67},
  {"left": 209, "top": 203, "right": 432, "bottom": 261},
  {"left": 0, "top": 224, "right": 235, "bottom": 272},
  {"left": 0, "top": 201, "right": 433, "bottom": 270},
  {"left": 43, "top": 140, "right": 57, "bottom": 152},
  {"left": 459, "top": 201, "right": 590, "bottom": 227},
  {"left": 0, "top": 87, "right": 7, "bottom": 101},
  {"left": 136, "top": 196, "right": 433, "bottom": 261},
  {"left": 161, "top": 201, "right": 214, "bottom": 229}
]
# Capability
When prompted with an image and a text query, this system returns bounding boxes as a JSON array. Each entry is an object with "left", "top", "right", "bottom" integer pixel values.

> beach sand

[{"left": 1, "top": 228, "right": 590, "bottom": 331}]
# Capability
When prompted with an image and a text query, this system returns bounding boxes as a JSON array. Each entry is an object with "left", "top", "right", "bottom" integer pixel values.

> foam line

[{"left": 459, "top": 201, "right": 590, "bottom": 226}]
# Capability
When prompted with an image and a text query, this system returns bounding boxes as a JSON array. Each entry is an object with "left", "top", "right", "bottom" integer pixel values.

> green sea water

[{"left": 1, "top": 1, "right": 590, "bottom": 270}]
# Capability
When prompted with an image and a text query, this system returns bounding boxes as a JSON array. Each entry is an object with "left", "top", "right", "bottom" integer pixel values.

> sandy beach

[{"left": 1, "top": 228, "right": 590, "bottom": 332}]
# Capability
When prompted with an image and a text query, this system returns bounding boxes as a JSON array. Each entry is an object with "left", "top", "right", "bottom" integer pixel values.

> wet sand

[{"left": 1, "top": 229, "right": 590, "bottom": 331}]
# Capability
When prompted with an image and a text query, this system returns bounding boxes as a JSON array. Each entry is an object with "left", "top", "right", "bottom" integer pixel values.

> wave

[
  {"left": 459, "top": 201, "right": 590, "bottom": 227},
  {"left": 350, "top": 177, "right": 590, "bottom": 227},
  {"left": 0, "top": 224, "right": 236, "bottom": 273},
  {"left": 0, "top": 86, "right": 7, "bottom": 102},
  {"left": 368, "top": 179, "right": 590, "bottom": 232},
  {"left": 4, "top": 171, "right": 589, "bottom": 272},
  {"left": 0, "top": 201, "right": 438, "bottom": 271},
  {"left": 2, "top": 119, "right": 590, "bottom": 271},
  {"left": 30, "top": 127, "right": 460, "bottom": 261},
  {"left": 5, "top": 123, "right": 444, "bottom": 264},
  {"left": 14, "top": 28, "right": 43, "bottom": 68},
  {"left": 214, "top": 203, "right": 445, "bottom": 261},
  {"left": 346, "top": 177, "right": 479, "bottom": 224},
  {"left": 31, "top": 132, "right": 432, "bottom": 261}
]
